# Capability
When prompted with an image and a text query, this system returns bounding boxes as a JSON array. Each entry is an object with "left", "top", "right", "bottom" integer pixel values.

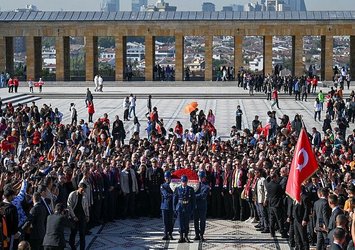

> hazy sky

[{"left": 0, "top": 0, "right": 353, "bottom": 11}]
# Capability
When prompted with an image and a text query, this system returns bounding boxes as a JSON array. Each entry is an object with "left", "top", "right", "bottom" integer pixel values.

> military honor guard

[
  {"left": 194, "top": 171, "right": 210, "bottom": 242},
  {"left": 160, "top": 171, "right": 174, "bottom": 240},
  {"left": 173, "top": 175, "right": 195, "bottom": 243}
]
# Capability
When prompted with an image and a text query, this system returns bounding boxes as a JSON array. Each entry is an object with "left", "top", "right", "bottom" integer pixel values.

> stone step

[
  {"left": 1, "top": 93, "right": 38, "bottom": 108},
  {"left": 30, "top": 92, "right": 321, "bottom": 100}
]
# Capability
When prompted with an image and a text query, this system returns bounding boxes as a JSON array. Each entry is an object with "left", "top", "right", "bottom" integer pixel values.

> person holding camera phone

[{"left": 43, "top": 203, "right": 73, "bottom": 250}]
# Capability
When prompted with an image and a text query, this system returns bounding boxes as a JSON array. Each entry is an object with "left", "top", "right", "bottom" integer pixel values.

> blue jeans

[{"left": 129, "top": 106, "right": 136, "bottom": 117}]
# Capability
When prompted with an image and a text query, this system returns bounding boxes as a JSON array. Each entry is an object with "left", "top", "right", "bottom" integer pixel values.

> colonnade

[{"left": 1, "top": 34, "right": 355, "bottom": 81}]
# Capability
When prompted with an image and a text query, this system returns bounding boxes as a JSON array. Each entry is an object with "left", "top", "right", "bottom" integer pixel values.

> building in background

[
  {"left": 202, "top": 2, "right": 215, "bottom": 12},
  {"left": 15, "top": 4, "right": 38, "bottom": 12},
  {"left": 231, "top": 4, "right": 244, "bottom": 11},
  {"left": 101, "top": 0, "right": 120, "bottom": 12},
  {"left": 132, "top": 0, "right": 148, "bottom": 12},
  {"left": 244, "top": 2, "right": 264, "bottom": 11},
  {"left": 222, "top": 6, "right": 233, "bottom": 11},
  {"left": 287, "top": 0, "right": 307, "bottom": 11},
  {"left": 144, "top": 0, "right": 177, "bottom": 12},
  {"left": 265, "top": 0, "right": 306, "bottom": 11}
]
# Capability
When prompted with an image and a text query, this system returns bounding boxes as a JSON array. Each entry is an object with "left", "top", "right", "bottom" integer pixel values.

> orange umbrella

[
  {"left": 190, "top": 102, "right": 198, "bottom": 108},
  {"left": 184, "top": 104, "right": 195, "bottom": 114}
]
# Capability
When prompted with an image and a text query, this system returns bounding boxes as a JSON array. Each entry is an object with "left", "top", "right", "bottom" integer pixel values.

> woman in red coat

[
  {"left": 174, "top": 121, "right": 183, "bottom": 137},
  {"left": 32, "top": 128, "right": 41, "bottom": 145},
  {"left": 13, "top": 77, "right": 19, "bottom": 93},
  {"left": 88, "top": 101, "right": 95, "bottom": 123}
]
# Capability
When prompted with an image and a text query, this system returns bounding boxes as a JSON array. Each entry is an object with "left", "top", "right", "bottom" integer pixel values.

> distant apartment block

[
  {"left": 132, "top": 0, "right": 148, "bottom": 12},
  {"left": 101, "top": 0, "right": 120, "bottom": 12},
  {"left": 202, "top": 2, "right": 215, "bottom": 12}
]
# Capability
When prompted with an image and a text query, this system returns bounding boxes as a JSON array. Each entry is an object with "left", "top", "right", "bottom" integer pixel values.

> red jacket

[
  {"left": 272, "top": 90, "right": 278, "bottom": 100},
  {"left": 13, "top": 78, "right": 19, "bottom": 87},
  {"left": 88, "top": 103, "right": 95, "bottom": 114},
  {"left": 32, "top": 131, "right": 41, "bottom": 145},
  {"left": 174, "top": 124, "right": 183, "bottom": 136}
]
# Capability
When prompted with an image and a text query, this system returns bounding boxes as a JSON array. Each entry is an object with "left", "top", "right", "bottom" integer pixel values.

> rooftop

[{"left": 0, "top": 11, "right": 354, "bottom": 22}]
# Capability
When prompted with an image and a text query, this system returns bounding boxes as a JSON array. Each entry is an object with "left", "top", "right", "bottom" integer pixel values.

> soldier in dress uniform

[
  {"left": 173, "top": 175, "right": 195, "bottom": 243},
  {"left": 160, "top": 171, "right": 174, "bottom": 240},
  {"left": 194, "top": 171, "right": 210, "bottom": 242}
]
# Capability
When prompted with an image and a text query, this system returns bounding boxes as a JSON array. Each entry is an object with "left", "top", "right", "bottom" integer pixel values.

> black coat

[
  {"left": 43, "top": 214, "right": 72, "bottom": 247},
  {"left": 1, "top": 202, "right": 18, "bottom": 235},
  {"left": 290, "top": 193, "right": 311, "bottom": 223},
  {"left": 313, "top": 198, "right": 331, "bottom": 229},
  {"left": 328, "top": 207, "right": 344, "bottom": 232},
  {"left": 266, "top": 180, "right": 284, "bottom": 208},
  {"left": 22, "top": 203, "right": 47, "bottom": 240},
  {"left": 112, "top": 120, "right": 125, "bottom": 138},
  {"left": 330, "top": 242, "right": 343, "bottom": 250}
]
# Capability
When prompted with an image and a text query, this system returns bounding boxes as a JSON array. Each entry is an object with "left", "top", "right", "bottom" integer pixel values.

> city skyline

[{"left": 0, "top": 0, "right": 352, "bottom": 11}]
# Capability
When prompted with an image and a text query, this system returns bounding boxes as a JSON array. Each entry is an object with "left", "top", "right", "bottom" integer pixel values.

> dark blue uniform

[
  {"left": 194, "top": 182, "right": 210, "bottom": 238},
  {"left": 160, "top": 182, "right": 174, "bottom": 237},
  {"left": 173, "top": 185, "right": 195, "bottom": 235}
]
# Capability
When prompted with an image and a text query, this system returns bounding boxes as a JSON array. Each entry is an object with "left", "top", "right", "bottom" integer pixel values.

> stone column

[
  {"left": 26, "top": 36, "right": 42, "bottom": 81},
  {"left": 5, "top": 37, "right": 14, "bottom": 76},
  {"left": 205, "top": 35, "right": 213, "bottom": 81},
  {"left": 321, "top": 36, "right": 333, "bottom": 81},
  {"left": 175, "top": 34, "right": 184, "bottom": 81},
  {"left": 234, "top": 35, "right": 243, "bottom": 70},
  {"left": 115, "top": 36, "right": 126, "bottom": 81},
  {"left": 0, "top": 37, "right": 5, "bottom": 73},
  {"left": 263, "top": 35, "right": 273, "bottom": 76},
  {"left": 56, "top": 36, "right": 70, "bottom": 81},
  {"left": 145, "top": 35, "right": 154, "bottom": 81},
  {"left": 292, "top": 35, "right": 304, "bottom": 77},
  {"left": 350, "top": 36, "right": 355, "bottom": 82},
  {"left": 85, "top": 36, "right": 98, "bottom": 81}
]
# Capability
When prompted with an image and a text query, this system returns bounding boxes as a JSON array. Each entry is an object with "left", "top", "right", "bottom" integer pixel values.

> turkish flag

[
  {"left": 286, "top": 120, "right": 292, "bottom": 132},
  {"left": 261, "top": 123, "right": 271, "bottom": 138},
  {"left": 286, "top": 128, "right": 318, "bottom": 203}
]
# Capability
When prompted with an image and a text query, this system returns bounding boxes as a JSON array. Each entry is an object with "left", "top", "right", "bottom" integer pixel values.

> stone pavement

[
  {"left": 0, "top": 81, "right": 354, "bottom": 138},
  {"left": 79, "top": 218, "right": 289, "bottom": 250}
]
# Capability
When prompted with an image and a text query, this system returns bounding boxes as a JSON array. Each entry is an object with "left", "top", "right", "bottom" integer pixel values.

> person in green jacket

[{"left": 318, "top": 90, "right": 325, "bottom": 111}]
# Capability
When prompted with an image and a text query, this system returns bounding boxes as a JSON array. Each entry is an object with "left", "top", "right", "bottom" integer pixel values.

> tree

[{"left": 98, "top": 37, "right": 115, "bottom": 48}]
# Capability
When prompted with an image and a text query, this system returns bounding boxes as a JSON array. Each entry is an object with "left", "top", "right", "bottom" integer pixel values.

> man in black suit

[
  {"left": 328, "top": 214, "right": 350, "bottom": 248},
  {"left": 22, "top": 192, "right": 48, "bottom": 250},
  {"left": 291, "top": 185, "right": 311, "bottom": 250},
  {"left": 266, "top": 173, "right": 287, "bottom": 237},
  {"left": 39, "top": 185, "right": 53, "bottom": 217},
  {"left": 328, "top": 194, "right": 344, "bottom": 233},
  {"left": 43, "top": 203, "right": 73, "bottom": 250},
  {"left": 330, "top": 227, "right": 346, "bottom": 250},
  {"left": 313, "top": 188, "right": 331, "bottom": 250}
]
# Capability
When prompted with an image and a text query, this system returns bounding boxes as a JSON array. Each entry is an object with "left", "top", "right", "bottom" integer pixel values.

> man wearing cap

[
  {"left": 147, "top": 158, "right": 164, "bottom": 218},
  {"left": 193, "top": 171, "right": 210, "bottom": 241},
  {"left": 67, "top": 183, "right": 90, "bottom": 250},
  {"left": 160, "top": 171, "right": 174, "bottom": 240},
  {"left": 173, "top": 175, "right": 195, "bottom": 243}
]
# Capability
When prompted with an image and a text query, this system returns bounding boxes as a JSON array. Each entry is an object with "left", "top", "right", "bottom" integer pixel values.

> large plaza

[
  {"left": 1, "top": 81, "right": 354, "bottom": 249},
  {"left": 2, "top": 81, "right": 353, "bottom": 139}
]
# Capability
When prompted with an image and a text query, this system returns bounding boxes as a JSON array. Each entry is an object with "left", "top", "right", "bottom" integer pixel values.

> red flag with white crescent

[{"left": 286, "top": 128, "right": 318, "bottom": 203}]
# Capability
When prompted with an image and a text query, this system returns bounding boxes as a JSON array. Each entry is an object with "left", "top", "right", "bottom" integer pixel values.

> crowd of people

[{"left": 0, "top": 69, "right": 354, "bottom": 250}]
